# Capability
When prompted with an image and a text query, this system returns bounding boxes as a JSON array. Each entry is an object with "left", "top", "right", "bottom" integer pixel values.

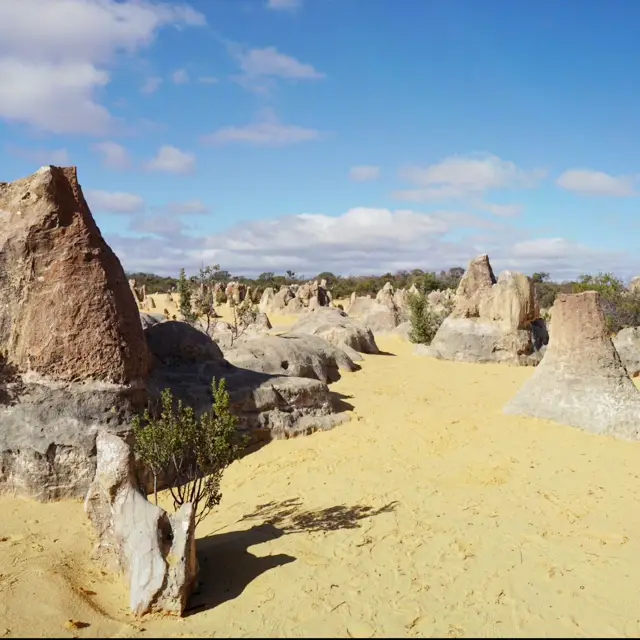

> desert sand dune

[{"left": 3, "top": 335, "right": 640, "bottom": 638}]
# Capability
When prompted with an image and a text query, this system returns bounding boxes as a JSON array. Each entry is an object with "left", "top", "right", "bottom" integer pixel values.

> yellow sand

[
  {"left": 3, "top": 337, "right": 640, "bottom": 638},
  {"left": 139, "top": 293, "right": 301, "bottom": 332}
]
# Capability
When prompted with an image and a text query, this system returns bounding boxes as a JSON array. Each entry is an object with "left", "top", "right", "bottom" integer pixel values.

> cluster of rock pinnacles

[{"left": 1, "top": 166, "right": 638, "bottom": 616}]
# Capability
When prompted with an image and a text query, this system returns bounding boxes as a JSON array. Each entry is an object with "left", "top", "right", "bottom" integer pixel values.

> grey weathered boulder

[
  {"left": 145, "top": 320, "right": 224, "bottom": 366},
  {"left": 224, "top": 334, "right": 359, "bottom": 384},
  {"left": 375, "top": 282, "right": 396, "bottom": 309},
  {"left": 85, "top": 431, "right": 198, "bottom": 616},
  {"left": 258, "top": 287, "right": 275, "bottom": 313},
  {"left": 273, "top": 286, "right": 294, "bottom": 311},
  {"left": 286, "top": 296, "right": 306, "bottom": 314},
  {"left": 419, "top": 254, "right": 546, "bottom": 365},
  {"left": 393, "top": 288, "right": 410, "bottom": 314},
  {"left": 503, "top": 291, "right": 640, "bottom": 439},
  {"left": 254, "top": 312, "right": 272, "bottom": 331},
  {"left": 290, "top": 308, "right": 379, "bottom": 354},
  {"left": 344, "top": 296, "right": 401, "bottom": 333},
  {"left": 361, "top": 303, "right": 402, "bottom": 333},
  {"left": 0, "top": 166, "right": 149, "bottom": 501},
  {"left": 613, "top": 327, "right": 640, "bottom": 377},
  {"left": 391, "top": 321, "right": 411, "bottom": 341},
  {"left": 144, "top": 321, "right": 348, "bottom": 445}
]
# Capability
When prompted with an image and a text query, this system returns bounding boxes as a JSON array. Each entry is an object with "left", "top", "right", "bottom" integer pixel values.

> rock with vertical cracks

[
  {"left": 418, "top": 254, "right": 546, "bottom": 365},
  {"left": 612, "top": 327, "right": 640, "bottom": 377},
  {"left": 85, "top": 431, "right": 198, "bottom": 616},
  {"left": 0, "top": 166, "right": 149, "bottom": 500},
  {"left": 503, "top": 292, "right": 640, "bottom": 439}
]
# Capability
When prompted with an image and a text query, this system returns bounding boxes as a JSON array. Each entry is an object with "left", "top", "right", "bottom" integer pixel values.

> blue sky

[{"left": 1, "top": 0, "right": 639, "bottom": 281}]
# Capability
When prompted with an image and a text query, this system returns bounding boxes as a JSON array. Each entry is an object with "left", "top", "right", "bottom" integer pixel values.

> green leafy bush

[
  {"left": 407, "top": 292, "right": 448, "bottom": 345},
  {"left": 133, "top": 378, "right": 246, "bottom": 526},
  {"left": 572, "top": 273, "right": 640, "bottom": 333}
]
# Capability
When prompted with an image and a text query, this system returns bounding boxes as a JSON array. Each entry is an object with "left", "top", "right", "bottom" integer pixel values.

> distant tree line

[
  {"left": 126, "top": 267, "right": 640, "bottom": 332},
  {"left": 125, "top": 267, "right": 468, "bottom": 299}
]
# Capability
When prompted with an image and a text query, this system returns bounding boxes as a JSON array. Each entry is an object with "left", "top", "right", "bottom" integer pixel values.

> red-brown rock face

[{"left": 0, "top": 166, "right": 148, "bottom": 383}]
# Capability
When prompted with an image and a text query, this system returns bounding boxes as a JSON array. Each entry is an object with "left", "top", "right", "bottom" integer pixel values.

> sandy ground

[
  {"left": 3, "top": 332, "right": 640, "bottom": 638},
  {"left": 138, "top": 293, "right": 302, "bottom": 334}
]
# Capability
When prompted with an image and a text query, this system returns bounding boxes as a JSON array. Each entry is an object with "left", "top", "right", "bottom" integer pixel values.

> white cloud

[
  {"left": 202, "top": 110, "right": 323, "bottom": 146},
  {"left": 0, "top": 59, "right": 112, "bottom": 135},
  {"left": 198, "top": 75, "right": 218, "bottom": 84},
  {"left": 229, "top": 44, "right": 324, "bottom": 93},
  {"left": 171, "top": 68, "right": 189, "bottom": 84},
  {"left": 477, "top": 202, "right": 522, "bottom": 217},
  {"left": 146, "top": 145, "right": 196, "bottom": 174},
  {"left": 349, "top": 165, "right": 381, "bottom": 182},
  {"left": 141, "top": 75, "right": 163, "bottom": 95},
  {"left": 165, "top": 200, "right": 210, "bottom": 215},
  {"left": 130, "top": 215, "right": 185, "bottom": 238},
  {"left": 93, "top": 141, "right": 131, "bottom": 170},
  {"left": 108, "top": 205, "right": 632, "bottom": 283},
  {"left": 0, "top": 0, "right": 205, "bottom": 133},
  {"left": 395, "top": 153, "right": 546, "bottom": 203},
  {"left": 556, "top": 169, "right": 638, "bottom": 197},
  {"left": 86, "top": 189, "right": 145, "bottom": 214},
  {"left": 267, "top": 0, "right": 301, "bottom": 11},
  {"left": 9, "top": 146, "right": 71, "bottom": 165},
  {"left": 238, "top": 46, "right": 323, "bottom": 79}
]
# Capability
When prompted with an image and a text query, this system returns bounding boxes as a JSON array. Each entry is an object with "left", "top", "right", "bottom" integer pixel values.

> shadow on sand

[{"left": 186, "top": 499, "right": 398, "bottom": 616}]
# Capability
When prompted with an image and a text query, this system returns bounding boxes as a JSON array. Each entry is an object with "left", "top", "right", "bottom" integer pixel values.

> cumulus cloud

[
  {"left": 0, "top": 0, "right": 205, "bottom": 133},
  {"left": 141, "top": 75, "right": 163, "bottom": 95},
  {"left": 162, "top": 199, "right": 210, "bottom": 215},
  {"left": 349, "top": 165, "right": 381, "bottom": 182},
  {"left": 556, "top": 169, "right": 638, "bottom": 197},
  {"left": 267, "top": 0, "right": 301, "bottom": 10},
  {"left": 86, "top": 189, "right": 145, "bottom": 214},
  {"left": 395, "top": 153, "right": 546, "bottom": 207},
  {"left": 228, "top": 43, "right": 324, "bottom": 93},
  {"left": 106, "top": 205, "right": 630, "bottom": 282},
  {"left": 146, "top": 145, "right": 196, "bottom": 174},
  {"left": 202, "top": 109, "right": 323, "bottom": 146},
  {"left": 93, "top": 141, "right": 131, "bottom": 170},
  {"left": 171, "top": 68, "right": 189, "bottom": 84},
  {"left": 130, "top": 214, "right": 185, "bottom": 238}
]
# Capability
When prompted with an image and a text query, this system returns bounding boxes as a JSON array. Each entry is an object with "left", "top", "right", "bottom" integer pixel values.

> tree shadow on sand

[
  {"left": 186, "top": 499, "right": 398, "bottom": 616},
  {"left": 239, "top": 498, "right": 398, "bottom": 533}
]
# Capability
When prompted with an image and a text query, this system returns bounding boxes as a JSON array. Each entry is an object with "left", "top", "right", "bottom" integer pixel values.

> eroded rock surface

[
  {"left": 290, "top": 308, "right": 379, "bottom": 355},
  {"left": 418, "top": 254, "right": 546, "bottom": 365},
  {"left": 224, "top": 334, "right": 359, "bottom": 383},
  {"left": 144, "top": 321, "right": 348, "bottom": 445},
  {"left": 613, "top": 327, "right": 640, "bottom": 377},
  {"left": 503, "top": 292, "right": 640, "bottom": 439},
  {"left": 85, "top": 432, "right": 198, "bottom": 616},
  {"left": 0, "top": 166, "right": 149, "bottom": 500}
]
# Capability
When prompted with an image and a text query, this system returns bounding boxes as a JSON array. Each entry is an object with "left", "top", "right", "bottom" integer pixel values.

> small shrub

[
  {"left": 177, "top": 268, "right": 197, "bottom": 325},
  {"left": 407, "top": 292, "right": 447, "bottom": 345},
  {"left": 133, "top": 378, "right": 246, "bottom": 526},
  {"left": 228, "top": 298, "right": 259, "bottom": 346}
]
